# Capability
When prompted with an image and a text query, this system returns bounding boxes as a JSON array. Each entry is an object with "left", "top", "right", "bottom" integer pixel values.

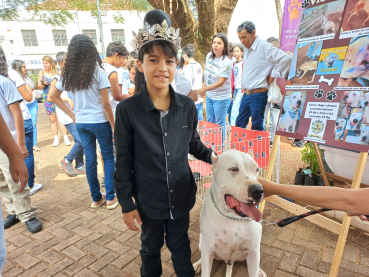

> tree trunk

[
  {"left": 146, "top": 0, "right": 238, "bottom": 64},
  {"left": 274, "top": 0, "right": 283, "bottom": 39}
]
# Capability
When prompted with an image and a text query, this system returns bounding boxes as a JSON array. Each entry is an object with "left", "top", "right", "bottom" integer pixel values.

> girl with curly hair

[
  {"left": 38, "top": 55, "right": 70, "bottom": 147},
  {"left": 50, "top": 34, "right": 118, "bottom": 210}
]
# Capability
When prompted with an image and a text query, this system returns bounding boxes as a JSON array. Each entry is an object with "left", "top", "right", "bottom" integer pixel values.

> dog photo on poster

[{"left": 276, "top": 0, "right": 369, "bottom": 152}]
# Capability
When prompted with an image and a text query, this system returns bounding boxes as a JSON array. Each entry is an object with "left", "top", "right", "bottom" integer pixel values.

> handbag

[{"left": 268, "top": 83, "right": 283, "bottom": 104}]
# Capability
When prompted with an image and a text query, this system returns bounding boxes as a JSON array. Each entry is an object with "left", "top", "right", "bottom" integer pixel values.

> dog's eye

[
  {"left": 256, "top": 167, "right": 260, "bottom": 172},
  {"left": 228, "top": 167, "right": 239, "bottom": 173}
]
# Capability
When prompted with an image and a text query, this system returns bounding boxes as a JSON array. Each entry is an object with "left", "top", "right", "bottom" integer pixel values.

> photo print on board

[
  {"left": 297, "top": 0, "right": 346, "bottom": 43},
  {"left": 305, "top": 118, "right": 327, "bottom": 143},
  {"left": 278, "top": 91, "right": 307, "bottom": 133},
  {"left": 287, "top": 41, "right": 323, "bottom": 85},
  {"left": 338, "top": 91, "right": 363, "bottom": 119},
  {"left": 338, "top": 36, "right": 369, "bottom": 88},
  {"left": 345, "top": 123, "right": 369, "bottom": 145},
  {"left": 346, "top": 107, "right": 364, "bottom": 131},
  {"left": 316, "top": 46, "right": 348, "bottom": 75},
  {"left": 340, "top": 0, "right": 369, "bottom": 39},
  {"left": 361, "top": 91, "right": 369, "bottom": 123}
]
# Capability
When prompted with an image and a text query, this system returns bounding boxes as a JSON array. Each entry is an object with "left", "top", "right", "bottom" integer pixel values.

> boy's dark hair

[
  {"left": 106, "top": 41, "right": 129, "bottom": 57},
  {"left": 138, "top": 40, "right": 178, "bottom": 62},
  {"left": 56, "top": 52, "right": 67, "bottom": 64},
  {"left": 135, "top": 70, "right": 145, "bottom": 94},
  {"left": 211, "top": 33, "right": 231, "bottom": 60},
  {"left": 182, "top": 44, "right": 195, "bottom": 58},
  {"left": 0, "top": 47, "right": 8, "bottom": 77},
  {"left": 62, "top": 34, "right": 102, "bottom": 93},
  {"left": 233, "top": 44, "right": 244, "bottom": 52},
  {"left": 237, "top": 21, "right": 256, "bottom": 34},
  {"left": 143, "top": 9, "right": 171, "bottom": 26},
  {"left": 129, "top": 51, "right": 138, "bottom": 59}
]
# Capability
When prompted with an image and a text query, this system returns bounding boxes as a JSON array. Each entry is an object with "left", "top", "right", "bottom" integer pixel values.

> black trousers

[{"left": 138, "top": 207, "right": 195, "bottom": 277}]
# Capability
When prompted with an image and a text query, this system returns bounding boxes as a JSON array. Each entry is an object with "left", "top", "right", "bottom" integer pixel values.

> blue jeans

[
  {"left": 65, "top": 123, "right": 84, "bottom": 168},
  {"left": 227, "top": 98, "right": 233, "bottom": 123},
  {"left": 26, "top": 101, "right": 38, "bottom": 146},
  {"left": 24, "top": 119, "right": 35, "bottom": 187},
  {"left": 76, "top": 122, "right": 115, "bottom": 201},
  {"left": 0, "top": 199, "right": 5, "bottom": 272},
  {"left": 196, "top": 102, "right": 203, "bottom": 121},
  {"left": 206, "top": 96, "right": 231, "bottom": 145},
  {"left": 236, "top": 91, "right": 268, "bottom": 131}
]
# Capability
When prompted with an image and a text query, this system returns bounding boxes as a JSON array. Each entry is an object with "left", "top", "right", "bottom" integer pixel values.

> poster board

[{"left": 276, "top": 0, "right": 369, "bottom": 152}]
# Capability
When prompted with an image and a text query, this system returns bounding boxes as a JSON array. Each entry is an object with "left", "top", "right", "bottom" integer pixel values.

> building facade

[{"left": 0, "top": 10, "right": 145, "bottom": 73}]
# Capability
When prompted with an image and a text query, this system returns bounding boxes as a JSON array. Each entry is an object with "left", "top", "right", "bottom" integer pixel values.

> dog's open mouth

[{"left": 225, "top": 195, "right": 262, "bottom": 222}]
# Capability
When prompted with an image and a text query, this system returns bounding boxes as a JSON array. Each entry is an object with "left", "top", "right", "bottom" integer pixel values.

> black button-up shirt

[{"left": 114, "top": 83, "right": 212, "bottom": 220}]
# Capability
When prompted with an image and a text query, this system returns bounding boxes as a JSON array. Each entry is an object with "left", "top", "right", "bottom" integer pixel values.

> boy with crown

[{"left": 114, "top": 10, "right": 213, "bottom": 277}]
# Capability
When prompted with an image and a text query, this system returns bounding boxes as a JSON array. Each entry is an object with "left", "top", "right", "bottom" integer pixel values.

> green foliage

[
  {"left": 0, "top": 0, "right": 151, "bottom": 26},
  {"left": 300, "top": 142, "right": 324, "bottom": 175},
  {"left": 28, "top": 74, "right": 39, "bottom": 89}
]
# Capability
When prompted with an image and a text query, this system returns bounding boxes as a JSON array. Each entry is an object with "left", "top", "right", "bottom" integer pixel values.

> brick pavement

[{"left": 2, "top": 103, "right": 369, "bottom": 276}]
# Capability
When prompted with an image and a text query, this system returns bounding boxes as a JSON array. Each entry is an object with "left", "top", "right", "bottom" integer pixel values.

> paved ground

[{"left": 2, "top": 103, "right": 369, "bottom": 277}]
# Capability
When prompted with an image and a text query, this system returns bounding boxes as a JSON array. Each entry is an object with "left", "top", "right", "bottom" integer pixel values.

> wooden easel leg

[
  {"left": 312, "top": 142, "right": 330, "bottom": 186},
  {"left": 329, "top": 152, "right": 368, "bottom": 277},
  {"left": 258, "top": 135, "right": 280, "bottom": 213}
]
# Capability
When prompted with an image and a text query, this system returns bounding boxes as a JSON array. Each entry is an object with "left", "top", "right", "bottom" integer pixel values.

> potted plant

[{"left": 296, "top": 142, "right": 326, "bottom": 186}]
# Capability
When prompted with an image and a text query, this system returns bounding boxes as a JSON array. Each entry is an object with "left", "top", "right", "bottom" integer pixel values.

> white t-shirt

[
  {"left": 0, "top": 75, "right": 24, "bottom": 141},
  {"left": 233, "top": 61, "right": 244, "bottom": 90},
  {"left": 55, "top": 67, "right": 111, "bottom": 124},
  {"left": 53, "top": 75, "right": 73, "bottom": 125},
  {"left": 102, "top": 63, "right": 123, "bottom": 111},
  {"left": 204, "top": 53, "right": 232, "bottom": 100},
  {"left": 172, "top": 70, "right": 191, "bottom": 97},
  {"left": 182, "top": 62, "right": 203, "bottom": 104},
  {"left": 8, "top": 69, "right": 32, "bottom": 120},
  {"left": 120, "top": 67, "right": 130, "bottom": 95}
]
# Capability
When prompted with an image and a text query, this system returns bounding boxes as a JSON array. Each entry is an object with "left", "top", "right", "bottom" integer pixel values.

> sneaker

[
  {"left": 60, "top": 158, "right": 78, "bottom": 177},
  {"left": 292, "top": 140, "right": 305, "bottom": 148},
  {"left": 64, "top": 139, "right": 72, "bottom": 146},
  {"left": 75, "top": 165, "right": 86, "bottom": 175},
  {"left": 30, "top": 183, "right": 43, "bottom": 196},
  {"left": 25, "top": 217, "right": 43, "bottom": 233},
  {"left": 3, "top": 214, "right": 20, "bottom": 229},
  {"left": 53, "top": 140, "right": 60, "bottom": 147}
]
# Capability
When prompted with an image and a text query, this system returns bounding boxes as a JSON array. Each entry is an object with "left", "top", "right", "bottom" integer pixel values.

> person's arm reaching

[
  {"left": 259, "top": 178, "right": 369, "bottom": 216},
  {"left": 114, "top": 103, "right": 142, "bottom": 231},
  {"left": 8, "top": 102, "right": 28, "bottom": 159},
  {"left": 49, "top": 79, "right": 76, "bottom": 123},
  {"left": 266, "top": 44, "right": 292, "bottom": 80},
  {"left": 110, "top": 72, "right": 130, "bottom": 101}
]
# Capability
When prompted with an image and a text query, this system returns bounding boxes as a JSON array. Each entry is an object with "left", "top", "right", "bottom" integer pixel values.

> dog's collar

[
  {"left": 209, "top": 187, "right": 254, "bottom": 222},
  {"left": 288, "top": 108, "right": 298, "bottom": 119},
  {"left": 336, "top": 128, "right": 343, "bottom": 132}
]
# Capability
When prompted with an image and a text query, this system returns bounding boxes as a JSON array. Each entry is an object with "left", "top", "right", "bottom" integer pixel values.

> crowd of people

[{"left": 0, "top": 8, "right": 368, "bottom": 276}]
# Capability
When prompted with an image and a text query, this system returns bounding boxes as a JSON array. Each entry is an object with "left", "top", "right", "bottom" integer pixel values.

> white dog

[
  {"left": 345, "top": 126, "right": 369, "bottom": 144},
  {"left": 278, "top": 91, "right": 303, "bottom": 133},
  {"left": 363, "top": 93, "right": 369, "bottom": 123},
  {"left": 341, "top": 91, "right": 363, "bottom": 118},
  {"left": 193, "top": 150, "right": 266, "bottom": 277},
  {"left": 320, "top": 15, "right": 335, "bottom": 35},
  {"left": 347, "top": 112, "right": 363, "bottom": 130},
  {"left": 335, "top": 118, "right": 346, "bottom": 140}
]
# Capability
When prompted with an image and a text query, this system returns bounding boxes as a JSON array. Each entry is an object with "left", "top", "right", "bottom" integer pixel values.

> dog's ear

[
  {"left": 211, "top": 152, "right": 219, "bottom": 171},
  {"left": 247, "top": 149, "right": 253, "bottom": 157}
]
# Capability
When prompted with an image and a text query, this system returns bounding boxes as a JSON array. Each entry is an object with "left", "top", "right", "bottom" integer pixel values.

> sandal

[
  {"left": 33, "top": 146, "right": 41, "bottom": 152},
  {"left": 91, "top": 194, "right": 106, "bottom": 208},
  {"left": 107, "top": 197, "right": 119, "bottom": 210}
]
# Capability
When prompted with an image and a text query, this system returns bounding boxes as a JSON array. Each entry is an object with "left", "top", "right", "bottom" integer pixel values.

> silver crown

[{"left": 131, "top": 20, "right": 182, "bottom": 52}]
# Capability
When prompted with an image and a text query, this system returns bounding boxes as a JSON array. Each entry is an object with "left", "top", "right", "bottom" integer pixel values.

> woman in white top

[
  {"left": 198, "top": 33, "right": 233, "bottom": 143},
  {"left": 51, "top": 34, "right": 118, "bottom": 210}
]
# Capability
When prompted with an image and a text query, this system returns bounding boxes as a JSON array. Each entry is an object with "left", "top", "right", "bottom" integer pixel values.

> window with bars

[
  {"left": 111, "top": 29, "right": 125, "bottom": 44},
  {"left": 52, "top": 30, "right": 68, "bottom": 46},
  {"left": 21, "top": 30, "right": 38, "bottom": 47},
  {"left": 82, "top": 29, "right": 97, "bottom": 45}
]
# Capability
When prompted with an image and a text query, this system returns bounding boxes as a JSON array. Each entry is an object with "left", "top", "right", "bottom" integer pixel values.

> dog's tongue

[
  {"left": 239, "top": 202, "right": 262, "bottom": 222},
  {"left": 351, "top": 122, "right": 356, "bottom": 127}
]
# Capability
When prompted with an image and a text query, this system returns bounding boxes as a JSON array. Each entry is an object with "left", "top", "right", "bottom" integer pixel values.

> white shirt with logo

[
  {"left": 204, "top": 53, "right": 232, "bottom": 100},
  {"left": 8, "top": 69, "right": 32, "bottom": 120},
  {"left": 182, "top": 62, "right": 203, "bottom": 104},
  {"left": 56, "top": 67, "right": 111, "bottom": 124}
]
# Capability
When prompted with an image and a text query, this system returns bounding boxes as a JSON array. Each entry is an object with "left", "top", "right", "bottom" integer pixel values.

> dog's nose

[
  {"left": 248, "top": 184, "right": 264, "bottom": 201},
  {"left": 353, "top": 119, "right": 358, "bottom": 123},
  {"left": 297, "top": 100, "right": 301, "bottom": 106},
  {"left": 336, "top": 122, "right": 339, "bottom": 126},
  {"left": 362, "top": 136, "right": 367, "bottom": 141},
  {"left": 344, "top": 95, "right": 349, "bottom": 99}
]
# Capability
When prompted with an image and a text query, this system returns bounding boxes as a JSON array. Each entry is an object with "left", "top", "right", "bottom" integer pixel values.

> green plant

[
  {"left": 300, "top": 142, "right": 324, "bottom": 175},
  {"left": 28, "top": 74, "right": 39, "bottom": 90}
]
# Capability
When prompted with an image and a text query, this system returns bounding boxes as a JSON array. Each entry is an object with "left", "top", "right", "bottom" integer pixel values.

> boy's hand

[
  {"left": 9, "top": 157, "right": 29, "bottom": 193},
  {"left": 123, "top": 210, "right": 142, "bottom": 231},
  {"left": 18, "top": 144, "right": 28, "bottom": 159}
]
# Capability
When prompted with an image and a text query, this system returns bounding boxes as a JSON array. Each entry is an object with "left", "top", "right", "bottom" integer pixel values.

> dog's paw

[
  {"left": 326, "top": 90, "right": 337, "bottom": 101},
  {"left": 301, "top": 0, "right": 310, "bottom": 9},
  {"left": 314, "top": 89, "right": 324, "bottom": 99},
  {"left": 193, "top": 259, "right": 202, "bottom": 274}
]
